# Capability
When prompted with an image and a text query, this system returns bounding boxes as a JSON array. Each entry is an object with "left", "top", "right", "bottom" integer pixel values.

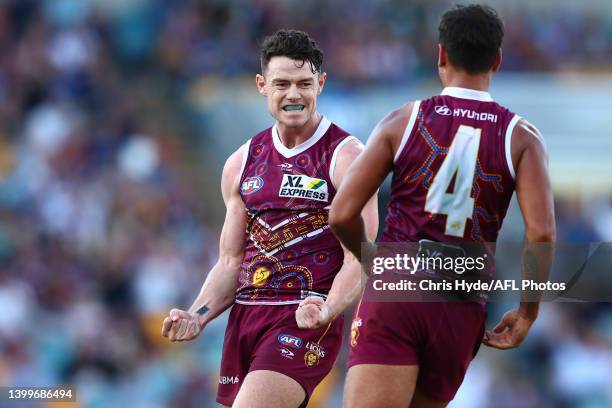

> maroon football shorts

[
  {"left": 216, "top": 302, "right": 344, "bottom": 406},
  {"left": 347, "top": 300, "right": 486, "bottom": 402}
]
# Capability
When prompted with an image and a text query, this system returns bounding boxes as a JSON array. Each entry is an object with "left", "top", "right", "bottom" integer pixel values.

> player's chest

[{"left": 240, "top": 153, "right": 332, "bottom": 208}]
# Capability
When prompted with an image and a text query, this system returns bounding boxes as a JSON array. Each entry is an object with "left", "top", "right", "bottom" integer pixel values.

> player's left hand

[
  {"left": 295, "top": 296, "right": 331, "bottom": 329},
  {"left": 483, "top": 308, "right": 534, "bottom": 349}
]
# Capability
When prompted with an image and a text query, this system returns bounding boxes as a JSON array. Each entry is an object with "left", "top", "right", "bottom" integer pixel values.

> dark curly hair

[
  {"left": 439, "top": 4, "right": 504, "bottom": 74},
  {"left": 260, "top": 29, "right": 323, "bottom": 75}
]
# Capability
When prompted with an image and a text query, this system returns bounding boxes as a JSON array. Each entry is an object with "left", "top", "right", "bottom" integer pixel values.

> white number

[{"left": 424, "top": 125, "right": 481, "bottom": 237}]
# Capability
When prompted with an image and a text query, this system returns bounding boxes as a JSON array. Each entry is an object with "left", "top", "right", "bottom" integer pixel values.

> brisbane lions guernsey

[
  {"left": 383, "top": 87, "right": 519, "bottom": 245},
  {"left": 236, "top": 117, "right": 358, "bottom": 305}
]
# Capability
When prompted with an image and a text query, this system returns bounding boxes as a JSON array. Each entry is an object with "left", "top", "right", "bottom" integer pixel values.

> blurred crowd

[{"left": 0, "top": 1, "right": 611, "bottom": 407}]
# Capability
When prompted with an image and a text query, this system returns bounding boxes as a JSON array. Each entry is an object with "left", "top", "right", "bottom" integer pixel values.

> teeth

[{"left": 283, "top": 105, "right": 304, "bottom": 111}]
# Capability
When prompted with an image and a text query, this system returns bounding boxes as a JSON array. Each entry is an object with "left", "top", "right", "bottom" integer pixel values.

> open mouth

[{"left": 282, "top": 105, "right": 305, "bottom": 112}]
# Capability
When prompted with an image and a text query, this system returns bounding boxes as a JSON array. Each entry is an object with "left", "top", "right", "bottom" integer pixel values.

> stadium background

[{"left": 0, "top": 0, "right": 611, "bottom": 407}]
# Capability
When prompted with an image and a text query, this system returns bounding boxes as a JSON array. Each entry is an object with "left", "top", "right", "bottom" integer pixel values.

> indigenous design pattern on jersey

[
  {"left": 237, "top": 117, "right": 354, "bottom": 304},
  {"left": 383, "top": 88, "right": 518, "bottom": 246}
]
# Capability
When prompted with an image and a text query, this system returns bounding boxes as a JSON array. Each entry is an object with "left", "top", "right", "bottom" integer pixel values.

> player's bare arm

[
  {"left": 296, "top": 140, "right": 378, "bottom": 329},
  {"left": 484, "top": 119, "right": 556, "bottom": 350},
  {"left": 329, "top": 103, "right": 413, "bottom": 262},
  {"left": 161, "top": 145, "right": 247, "bottom": 342}
]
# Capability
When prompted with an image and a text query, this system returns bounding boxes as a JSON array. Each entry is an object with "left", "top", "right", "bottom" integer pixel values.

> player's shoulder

[
  {"left": 313, "top": 118, "right": 361, "bottom": 161},
  {"left": 370, "top": 102, "right": 419, "bottom": 156},
  {"left": 335, "top": 136, "right": 363, "bottom": 158},
  {"left": 225, "top": 125, "right": 274, "bottom": 170},
  {"left": 368, "top": 102, "right": 416, "bottom": 144},
  {"left": 512, "top": 118, "right": 547, "bottom": 154},
  {"left": 515, "top": 118, "right": 544, "bottom": 141},
  {"left": 330, "top": 134, "right": 364, "bottom": 187},
  {"left": 225, "top": 141, "right": 249, "bottom": 172},
  {"left": 378, "top": 102, "right": 416, "bottom": 134},
  {"left": 221, "top": 141, "right": 250, "bottom": 197}
]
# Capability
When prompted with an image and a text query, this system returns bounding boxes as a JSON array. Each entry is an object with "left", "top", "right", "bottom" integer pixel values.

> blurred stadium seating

[{"left": 0, "top": 1, "right": 611, "bottom": 407}]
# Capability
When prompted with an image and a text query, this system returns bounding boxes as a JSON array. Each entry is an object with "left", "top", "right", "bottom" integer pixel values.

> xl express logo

[
  {"left": 241, "top": 176, "right": 264, "bottom": 195},
  {"left": 279, "top": 174, "right": 328, "bottom": 202}
]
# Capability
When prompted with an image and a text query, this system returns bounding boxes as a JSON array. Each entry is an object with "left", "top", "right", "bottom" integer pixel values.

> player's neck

[
  {"left": 276, "top": 112, "right": 323, "bottom": 149},
  {"left": 443, "top": 71, "right": 491, "bottom": 93}
]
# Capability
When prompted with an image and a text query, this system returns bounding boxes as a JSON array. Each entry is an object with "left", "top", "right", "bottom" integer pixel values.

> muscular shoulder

[
  {"left": 335, "top": 137, "right": 364, "bottom": 162},
  {"left": 372, "top": 102, "right": 416, "bottom": 155},
  {"left": 511, "top": 118, "right": 548, "bottom": 165},
  {"left": 379, "top": 102, "right": 414, "bottom": 134},
  {"left": 332, "top": 137, "right": 364, "bottom": 187},
  {"left": 221, "top": 142, "right": 248, "bottom": 202}
]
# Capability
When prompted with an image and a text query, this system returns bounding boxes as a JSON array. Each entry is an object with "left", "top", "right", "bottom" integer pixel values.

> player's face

[{"left": 256, "top": 56, "right": 326, "bottom": 129}]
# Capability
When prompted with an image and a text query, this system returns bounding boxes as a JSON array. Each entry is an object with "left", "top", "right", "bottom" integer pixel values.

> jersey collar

[
  {"left": 272, "top": 116, "right": 331, "bottom": 158},
  {"left": 441, "top": 87, "right": 493, "bottom": 102}
]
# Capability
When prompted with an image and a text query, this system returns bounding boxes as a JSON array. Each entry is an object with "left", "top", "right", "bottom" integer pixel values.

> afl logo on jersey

[
  {"left": 434, "top": 105, "right": 452, "bottom": 116},
  {"left": 241, "top": 176, "right": 264, "bottom": 194},
  {"left": 278, "top": 334, "right": 303, "bottom": 349}
]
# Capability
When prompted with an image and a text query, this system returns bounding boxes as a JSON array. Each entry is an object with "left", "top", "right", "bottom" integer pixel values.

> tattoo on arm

[{"left": 196, "top": 305, "right": 209, "bottom": 316}]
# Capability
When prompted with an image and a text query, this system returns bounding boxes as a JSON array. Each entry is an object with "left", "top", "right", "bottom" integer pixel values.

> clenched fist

[
  {"left": 161, "top": 308, "right": 202, "bottom": 342},
  {"left": 295, "top": 296, "right": 331, "bottom": 329}
]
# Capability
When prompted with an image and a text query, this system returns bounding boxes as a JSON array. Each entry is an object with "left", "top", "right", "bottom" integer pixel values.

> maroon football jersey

[
  {"left": 383, "top": 87, "right": 520, "bottom": 244},
  {"left": 237, "top": 117, "right": 358, "bottom": 304}
]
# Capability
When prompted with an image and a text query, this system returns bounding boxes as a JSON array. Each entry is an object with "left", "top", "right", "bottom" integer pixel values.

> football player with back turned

[{"left": 330, "top": 4, "right": 555, "bottom": 407}]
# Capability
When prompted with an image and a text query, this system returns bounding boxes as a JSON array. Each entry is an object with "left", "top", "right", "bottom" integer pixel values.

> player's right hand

[
  {"left": 482, "top": 308, "right": 534, "bottom": 349},
  {"left": 295, "top": 296, "right": 330, "bottom": 329},
  {"left": 161, "top": 308, "right": 202, "bottom": 342}
]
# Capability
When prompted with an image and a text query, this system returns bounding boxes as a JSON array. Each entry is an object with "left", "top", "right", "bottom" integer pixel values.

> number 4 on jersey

[{"left": 424, "top": 125, "right": 481, "bottom": 237}]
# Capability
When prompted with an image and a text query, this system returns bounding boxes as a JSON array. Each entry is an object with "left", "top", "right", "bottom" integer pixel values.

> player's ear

[
  {"left": 317, "top": 71, "right": 327, "bottom": 95},
  {"left": 437, "top": 44, "right": 447, "bottom": 68},
  {"left": 491, "top": 49, "right": 502, "bottom": 73},
  {"left": 256, "top": 74, "right": 267, "bottom": 96}
]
